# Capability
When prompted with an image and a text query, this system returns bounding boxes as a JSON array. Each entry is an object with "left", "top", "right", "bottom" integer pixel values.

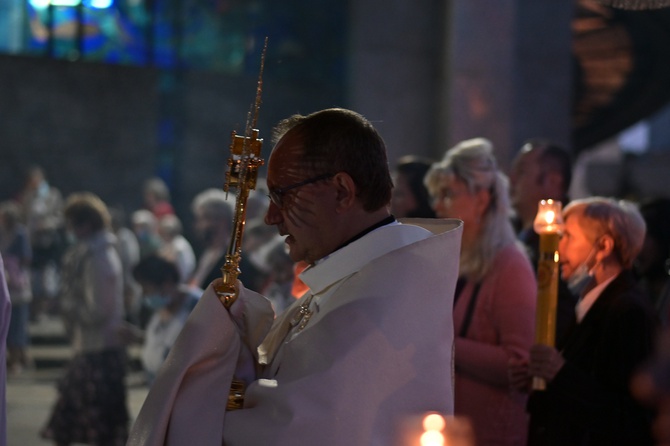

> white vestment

[{"left": 127, "top": 218, "right": 462, "bottom": 446}]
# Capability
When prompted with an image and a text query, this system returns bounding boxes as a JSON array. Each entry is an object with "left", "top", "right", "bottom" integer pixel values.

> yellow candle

[{"left": 532, "top": 199, "right": 563, "bottom": 390}]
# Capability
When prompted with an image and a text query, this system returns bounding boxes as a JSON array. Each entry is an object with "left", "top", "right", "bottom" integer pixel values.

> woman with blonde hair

[{"left": 426, "top": 138, "right": 537, "bottom": 446}]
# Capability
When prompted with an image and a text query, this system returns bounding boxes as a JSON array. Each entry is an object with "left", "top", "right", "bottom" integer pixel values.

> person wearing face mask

[
  {"left": 120, "top": 254, "right": 201, "bottom": 386},
  {"left": 509, "top": 197, "right": 658, "bottom": 446}
]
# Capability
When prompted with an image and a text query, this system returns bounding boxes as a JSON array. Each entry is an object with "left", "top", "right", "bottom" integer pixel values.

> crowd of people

[
  {"left": 0, "top": 167, "right": 300, "bottom": 445},
  {"left": 1, "top": 107, "right": 670, "bottom": 445}
]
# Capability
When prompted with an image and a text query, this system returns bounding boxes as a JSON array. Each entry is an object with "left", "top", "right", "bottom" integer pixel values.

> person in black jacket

[{"left": 510, "top": 196, "right": 658, "bottom": 446}]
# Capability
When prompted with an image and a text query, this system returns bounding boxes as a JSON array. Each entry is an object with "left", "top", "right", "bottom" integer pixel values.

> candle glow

[{"left": 419, "top": 413, "right": 447, "bottom": 446}]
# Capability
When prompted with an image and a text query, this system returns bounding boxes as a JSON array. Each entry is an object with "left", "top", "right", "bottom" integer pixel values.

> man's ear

[
  {"left": 595, "top": 235, "right": 614, "bottom": 262},
  {"left": 596, "top": 234, "right": 615, "bottom": 262},
  {"left": 332, "top": 172, "right": 357, "bottom": 212}
]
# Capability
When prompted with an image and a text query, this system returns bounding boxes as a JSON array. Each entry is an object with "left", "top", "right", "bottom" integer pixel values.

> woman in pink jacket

[{"left": 426, "top": 138, "right": 537, "bottom": 446}]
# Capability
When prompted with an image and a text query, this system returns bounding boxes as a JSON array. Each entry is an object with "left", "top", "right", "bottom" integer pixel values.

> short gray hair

[
  {"left": 191, "top": 188, "right": 234, "bottom": 223},
  {"left": 563, "top": 197, "right": 646, "bottom": 269}
]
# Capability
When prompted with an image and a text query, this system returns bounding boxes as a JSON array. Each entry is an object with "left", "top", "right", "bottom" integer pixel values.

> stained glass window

[{"left": 0, "top": 0, "right": 347, "bottom": 84}]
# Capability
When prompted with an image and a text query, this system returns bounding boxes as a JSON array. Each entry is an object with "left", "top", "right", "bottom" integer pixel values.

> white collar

[{"left": 299, "top": 222, "right": 431, "bottom": 295}]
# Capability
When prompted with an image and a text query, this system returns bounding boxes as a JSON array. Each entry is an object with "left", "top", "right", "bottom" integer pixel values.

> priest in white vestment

[{"left": 127, "top": 108, "right": 462, "bottom": 446}]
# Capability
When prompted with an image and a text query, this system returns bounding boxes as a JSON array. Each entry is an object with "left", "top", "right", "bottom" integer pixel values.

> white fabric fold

[
  {"left": 127, "top": 218, "right": 462, "bottom": 446},
  {"left": 127, "top": 284, "right": 274, "bottom": 446}
]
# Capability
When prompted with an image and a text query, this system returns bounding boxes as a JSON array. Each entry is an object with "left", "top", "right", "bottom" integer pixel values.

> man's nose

[{"left": 264, "top": 200, "right": 283, "bottom": 226}]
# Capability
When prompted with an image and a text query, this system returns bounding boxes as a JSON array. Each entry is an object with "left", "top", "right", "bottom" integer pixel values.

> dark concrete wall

[
  {"left": 0, "top": 54, "right": 342, "bottom": 233},
  {"left": 349, "top": 0, "right": 445, "bottom": 167},
  {"left": 444, "top": 0, "right": 573, "bottom": 170},
  {"left": 1, "top": 55, "right": 159, "bottom": 210}
]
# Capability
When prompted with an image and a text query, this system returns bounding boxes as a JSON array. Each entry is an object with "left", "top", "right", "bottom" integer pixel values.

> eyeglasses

[{"left": 268, "top": 173, "right": 334, "bottom": 208}]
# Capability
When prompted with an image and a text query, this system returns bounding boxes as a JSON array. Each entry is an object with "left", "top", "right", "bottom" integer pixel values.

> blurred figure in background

[
  {"left": 119, "top": 255, "right": 200, "bottom": 386},
  {"left": 425, "top": 138, "right": 537, "bottom": 446},
  {"left": 632, "top": 329, "right": 670, "bottom": 445},
  {"left": 110, "top": 206, "right": 142, "bottom": 325},
  {"left": 143, "top": 177, "right": 174, "bottom": 220},
  {"left": 243, "top": 218, "right": 277, "bottom": 289},
  {"left": 157, "top": 214, "right": 196, "bottom": 284},
  {"left": 290, "top": 260, "right": 310, "bottom": 299},
  {"left": 510, "top": 139, "right": 576, "bottom": 348},
  {"left": 0, "top": 201, "right": 32, "bottom": 375},
  {"left": 41, "top": 192, "right": 129, "bottom": 446},
  {"left": 18, "top": 166, "right": 64, "bottom": 321},
  {"left": 245, "top": 184, "right": 271, "bottom": 222},
  {"left": 260, "top": 236, "right": 296, "bottom": 315},
  {"left": 188, "top": 188, "right": 234, "bottom": 290},
  {"left": 189, "top": 188, "right": 267, "bottom": 292},
  {"left": 635, "top": 197, "right": 670, "bottom": 326},
  {"left": 512, "top": 197, "right": 656, "bottom": 446},
  {"left": 509, "top": 140, "right": 572, "bottom": 237},
  {"left": 391, "top": 155, "right": 436, "bottom": 219},
  {"left": 0, "top": 253, "right": 12, "bottom": 446},
  {"left": 131, "top": 209, "right": 162, "bottom": 260}
]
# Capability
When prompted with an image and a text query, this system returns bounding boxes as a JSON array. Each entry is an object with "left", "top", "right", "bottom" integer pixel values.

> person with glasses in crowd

[{"left": 128, "top": 108, "right": 463, "bottom": 446}]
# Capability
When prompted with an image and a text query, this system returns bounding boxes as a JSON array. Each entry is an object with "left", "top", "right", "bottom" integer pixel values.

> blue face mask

[
  {"left": 567, "top": 249, "right": 597, "bottom": 296},
  {"left": 144, "top": 294, "right": 170, "bottom": 310}
]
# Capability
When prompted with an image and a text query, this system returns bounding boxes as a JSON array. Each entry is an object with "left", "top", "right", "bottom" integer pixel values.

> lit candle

[
  {"left": 532, "top": 199, "right": 564, "bottom": 390},
  {"left": 420, "top": 414, "right": 446, "bottom": 446}
]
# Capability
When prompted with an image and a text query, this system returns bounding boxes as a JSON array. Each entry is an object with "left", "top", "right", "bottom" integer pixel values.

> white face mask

[{"left": 567, "top": 248, "right": 598, "bottom": 296}]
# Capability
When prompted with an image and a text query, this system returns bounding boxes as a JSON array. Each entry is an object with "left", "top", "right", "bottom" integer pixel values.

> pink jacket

[{"left": 454, "top": 243, "right": 537, "bottom": 446}]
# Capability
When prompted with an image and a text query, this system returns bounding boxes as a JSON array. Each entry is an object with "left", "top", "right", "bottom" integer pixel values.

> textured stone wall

[
  {"left": 0, "top": 55, "right": 159, "bottom": 211},
  {"left": 0, "top": 54, "right": 342, "bottom": 235}
]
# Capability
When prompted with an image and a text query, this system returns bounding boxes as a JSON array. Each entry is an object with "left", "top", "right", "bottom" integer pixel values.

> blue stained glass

[{"left": 3, "top": 0, "right": 344, "bottom": 83}]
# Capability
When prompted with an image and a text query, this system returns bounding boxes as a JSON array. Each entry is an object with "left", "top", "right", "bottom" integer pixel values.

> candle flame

[
  {"left": 420, "top": 430, "right": 445, "bottom": 446},
  {"left": 423, "top": 414, "right": 446, "bottom": 431},
  {"left": 544, "top": 210, "right": 555, "bottom": 224},
  {"left": 420, "top": 413, "right": 447, "bottom": 446},
  {"left": 534, "top": 199, "right": 564, "bottom": 235}
]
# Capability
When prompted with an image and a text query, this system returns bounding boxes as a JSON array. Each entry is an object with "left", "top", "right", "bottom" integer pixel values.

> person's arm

[
  {"left": 117, "top": 320, "right": 144, "bottom": 345},
  {"left": 455, "top": 249, "right": 537, "bottom": 387}
]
